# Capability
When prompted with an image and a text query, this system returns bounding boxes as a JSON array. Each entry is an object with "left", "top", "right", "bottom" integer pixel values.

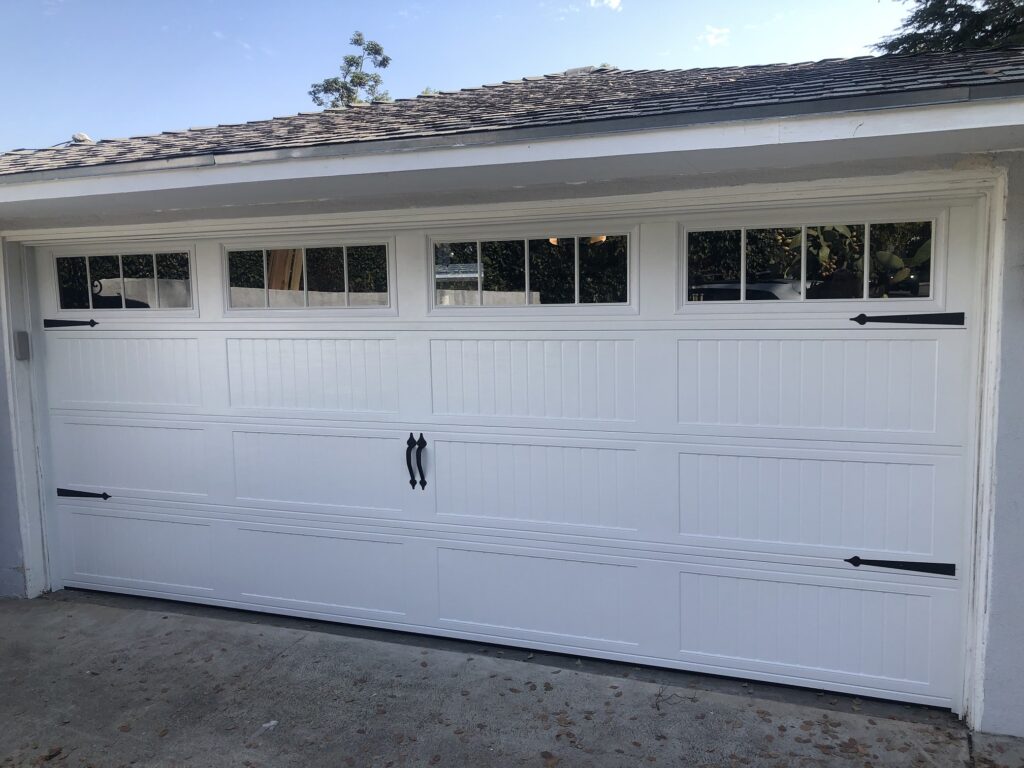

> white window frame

[
  {"left": 46, "top": 242, "right": 199, "bottom": 318},
  {"left": 426, "top": 223, "right": 640, "bottom": 316},
  {"left": 678, "top": 203, "right": 950, "bottom": 315},
  {"left": 220, "top": 235, "right": 397, "bottom": 317}
]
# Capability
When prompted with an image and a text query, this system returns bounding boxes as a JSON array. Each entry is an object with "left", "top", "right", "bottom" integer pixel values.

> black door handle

[
  {"left": 405, "top": 433, "right": 417, "bottom": 489},
  {"left": 415, "top": 433, "right": 427, "bottom": 489},
  {"left": 844, "top": 555, "right": 955, "bottom": 576}
]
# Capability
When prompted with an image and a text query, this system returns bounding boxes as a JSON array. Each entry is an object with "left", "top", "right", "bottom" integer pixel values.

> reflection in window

[
  {"left": 579, "top": 235, "right": 627, "bottom": 304},
  {"left": 528, "top": 238, "right": 576, "bottom": 304},
  {"left": 227, "top": 244, "right": 389, "bottom": 309},
  {"left": 122, "top": 254, "right": 155, "bottom": 307},
  {"left": 267, "top": 249, "right": 304, "bottom": 308},
  {"left": 687, "top": 230, "right": 741, "bottom": 301},
  {"left": 88, "top": 255, "right": 123, "bottom": 308},
  {"left": 433, "top": 234, "right": 628, "bottom": 307},
  {"left": 156, "top": 253, "right": 191, "bottom": 308},
  {"left": 481, "top": 240, "right": 526, "bottom": 306},
  {"left": 434, "top": 242, "right": 480, "bottom": 306},
  {"left": 347, "top": 245, "right": 388, "bottom": 306},
  {"left": 869, "top": 222, "right": 932, "bottom": 298},
  {"left": 56, "top": 257, "right": 89, "bottom": 309},
  {"left": 56, "top": 252, "right": 193, "bottom": 310},
  {"left": 228, "top": 250, "right": 266, "bottom": 308},
  {"left": 306, "top": 247, "right": 346, "bottom": 307},
  {"left": 745, "top": 228, "right": 802, "bottom": 301},
  {"left": 806, "top": 224, "right": 864, "bottom": 300}
]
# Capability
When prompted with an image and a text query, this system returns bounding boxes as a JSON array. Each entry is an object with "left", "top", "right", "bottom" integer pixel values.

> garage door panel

[
  {"left": 54, "top": 419, "right": 209, "bottom": 499},
  {"left": 433, "top": 437, "right": 641, "bottom": 532},
  {"left": 676, "top": 564, "right": 957, "bottom": 697},
  {"left": 59, "top": 507, "right": 215, "bottom": 595},
  {"left": 430, "top": 337, "right": 636, "bottom": 423},
  {"left": 678, "top": 445, "right": 960, "bottom": 558},
  {"left": 48, "top": 334, "right": 203, "bottom": 410},
  {"left": 677, "top": 332, "right": 964, "bottom": 442},
  {"left": 436, "top": 546, "right": 640, "bottom": 649},
  {"left": 231, "top": 429, "right": 408, "bottom": 517},
  {"left": 227, "top": 337, "right": 399, "bottom": 414},
  {"left": 231, "top": 526, "right": 407, "bottom": 619}
]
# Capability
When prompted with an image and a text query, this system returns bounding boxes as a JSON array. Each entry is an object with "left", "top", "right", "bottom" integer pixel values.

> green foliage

[
  {"left": 876, "top": 0, "right": 1024, "bottom": 55},
  {"left": 310, "top": 31, "right": 392, "bottom": 108}
]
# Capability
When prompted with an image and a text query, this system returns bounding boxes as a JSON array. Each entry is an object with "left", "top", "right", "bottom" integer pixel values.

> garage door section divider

[
  {"left": 844, "top": 555, "right": 956, "bottom": 576},
  {"left": 849, "top": 312, "right": 965, "bottom": 326}
]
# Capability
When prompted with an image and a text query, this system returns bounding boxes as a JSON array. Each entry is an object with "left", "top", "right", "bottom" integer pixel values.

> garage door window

[
  {"left": 434, "top": 234, "right": 628, "bottom": 307},
  {"left": 685, "top": 221, "right": 932, "bottom": 303},
  {"left": 226, "top": 245, "right": 388, "bottom": 309},
  {"left": 56, "top": 252, "right": 192, "bottom": 310}
]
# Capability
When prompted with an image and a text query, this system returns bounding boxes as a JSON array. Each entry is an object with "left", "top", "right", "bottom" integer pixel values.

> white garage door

[{"left": 36, "top": 199, "right": 982, "bottom": 709}]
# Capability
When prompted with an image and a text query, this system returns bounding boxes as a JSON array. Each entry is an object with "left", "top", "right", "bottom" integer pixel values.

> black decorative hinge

[
  {"left": 844, "top": 555, "right": 955, "bottom": 576},
  {"left": 44, "top": 319, "right": 98, "bottom": 329},
  {"left": 57, "top": 487, "right": 111, "bottom": 500},
  {"left": 850, "top": 312, "right": 964, "bottom": 327}
]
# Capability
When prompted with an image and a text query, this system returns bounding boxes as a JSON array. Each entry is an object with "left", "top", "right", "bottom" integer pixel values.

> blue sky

[{"left": 0, "top": 0, "right": 911, "bottom": 152}]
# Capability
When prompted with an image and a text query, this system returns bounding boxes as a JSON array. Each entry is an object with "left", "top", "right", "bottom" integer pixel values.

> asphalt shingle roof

[{"left": 3, "top": 46, "right": 1023, "bottom": 178}]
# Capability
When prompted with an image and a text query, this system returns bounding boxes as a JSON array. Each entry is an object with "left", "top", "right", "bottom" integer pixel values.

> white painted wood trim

[{"left": 0, "top": 240, "right": 47, "bottom": 595}]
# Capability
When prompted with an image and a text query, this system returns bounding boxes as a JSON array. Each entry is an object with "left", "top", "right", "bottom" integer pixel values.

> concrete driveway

[{"left": 1, "top": 591, "right": 1022, "bottom": 768}]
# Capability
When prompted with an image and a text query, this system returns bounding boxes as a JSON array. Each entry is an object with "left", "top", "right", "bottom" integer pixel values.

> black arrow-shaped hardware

[
  {"left": 844, "top": 555, "right": 954, "bottom": 576},
  {"left": 44, "top": 319, "right": 98, "bottom": 329},
  {"left": 415, "top": 434, "right": 427, "bottom": 490},
  {"left": 850, "top": 312, "right": 964, "bottom": 327},
  {"left": 57, "top": 487, "right": 111, "bottom": 500}
]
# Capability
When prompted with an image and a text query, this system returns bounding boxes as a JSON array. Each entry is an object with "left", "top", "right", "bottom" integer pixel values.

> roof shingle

[{"left": 2, "top": 46, "right": 1023, "bottom": 178}]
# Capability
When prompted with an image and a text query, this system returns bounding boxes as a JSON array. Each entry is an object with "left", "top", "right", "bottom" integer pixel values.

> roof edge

[{"left": 2, "top": 82, "right": 1023, "bottom": 187}]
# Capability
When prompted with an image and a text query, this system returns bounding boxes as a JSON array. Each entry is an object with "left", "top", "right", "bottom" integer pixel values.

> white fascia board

[{"left": 1, "top": 98, "right": 1022, "bottom": 206}]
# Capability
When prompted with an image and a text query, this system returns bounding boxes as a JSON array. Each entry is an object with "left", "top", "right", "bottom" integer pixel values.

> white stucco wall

[
  {"left": 981, "top": 151, "right": 1024, "bottom": 737},
  {"left": 0, "top": 243, "right": 25, "bottom": 597}
]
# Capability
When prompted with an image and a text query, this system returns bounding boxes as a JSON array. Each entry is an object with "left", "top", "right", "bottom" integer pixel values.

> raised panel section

[
  {"left": 49, "top": 336, "right": 202, "bottom": 408},
  {"left": 227, "top": 338, "right": 398, "bottom": 413},
  {"left": 232, "top": 430, "right": 403, "bottom": 513},
  {"left": 438, "top": 547, "right": 638, "bottom": 646},
  {"left": 430, "top": 339, "right": 635, "bottom": 421},
  {"left": 55, "top": 422, "right": 207, "bottom": 497},
  {"left": 679, "top": 447, "right": 948, "bottom": 555},
  {"left": 678, "top": 566, "right": 944, "bottom": 687},
  {"left": 234, "top": 527, "right": 405, "bottom": 616},
  {"left": 435, "top": 440, "right": 637, "bottom": 530},
  {"left": 64, "top": 511, "right": 213, "bottom": 591},
  {"left": 678, "top": 337, "right": 939, "bottom": 433}
]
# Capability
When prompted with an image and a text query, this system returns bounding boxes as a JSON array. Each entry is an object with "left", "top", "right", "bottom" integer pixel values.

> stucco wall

[{"left": 982, "top": 152, "right": 1024, "bottom": 737}]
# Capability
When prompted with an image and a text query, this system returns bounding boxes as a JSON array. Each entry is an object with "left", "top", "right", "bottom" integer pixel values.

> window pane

[
  {"left": 687, "top": 230, "right": 740, "bottom": 302},
  {"left": 122, "top": 254, "right": 155, "bottom": 308},
  {"left": 305, "top": 247, "right": 347, "bottom": 307},
  {"left": 528, "top": 238, "right": 575, "bottom": 304},
  {"left": 806, "top": 224, "right": 864, "bottom": 300},
  {"left": 267, "top": 248, "right": 304, "bottom": 308},
  {"left": 228, "top": 250, "right": 266, "bottom": 308},
  {"left": 155, "top": 253, "right": 191, "bottom": 308},
  {"left": 88, "top": 255, "right": 123, "bottom": 309},
  {"left": 745, "top": 228, "right": 802, "bottom": 301},
  {"left": 869, "top": 221, "right": 932, "bottom": 299},
  {"left": 56, "top": 257, "right": 90, "bottom": 309},
  {"left": 435, "top": 242, "right": 479, "bottom": 306},
  {"left": 481, "top": 240, "right": 526, "bottom": 306},
  {"left": 579, "top": 234, "right": 627, "bottom": 304},
  {"left": 347, "top": 245, "right": 388, "bottom": 306}
]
